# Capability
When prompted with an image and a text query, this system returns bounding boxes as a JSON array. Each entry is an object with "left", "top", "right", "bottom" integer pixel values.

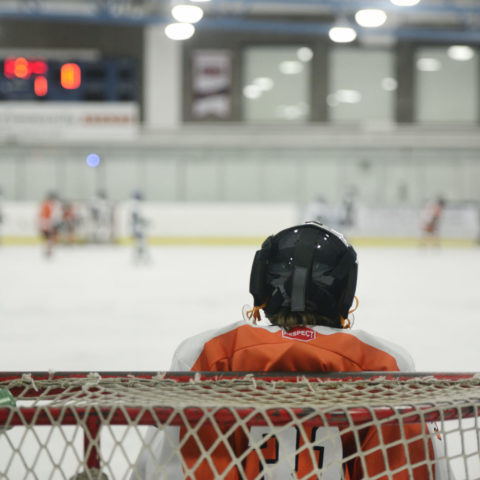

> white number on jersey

[{"left": 249, "top": 426, "right": 343, "bottom": 479}]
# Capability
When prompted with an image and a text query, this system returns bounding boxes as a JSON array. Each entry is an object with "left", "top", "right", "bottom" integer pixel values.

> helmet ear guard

[
  {"left": 338, "top": 248, "right": 358, "bottom": 319},
  {"left": 249, "top": 223, "right": 358, "bottom": 327},
  {"left": 317, "top": 244, "right": 357, "bottom": 319}
]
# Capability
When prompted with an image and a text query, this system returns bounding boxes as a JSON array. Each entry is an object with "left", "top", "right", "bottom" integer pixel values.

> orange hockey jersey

[{"left": 132, "top": 321, "right": 450, "bottom": 480}]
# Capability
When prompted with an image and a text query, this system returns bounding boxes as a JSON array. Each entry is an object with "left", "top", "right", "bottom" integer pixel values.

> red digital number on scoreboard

[{"left": 3, "top": 57, "right": 81, "bottom": 97}]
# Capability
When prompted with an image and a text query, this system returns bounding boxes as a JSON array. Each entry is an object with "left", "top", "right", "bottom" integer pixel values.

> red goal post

[{"left": 0, "top": 371, "right": 479, "bottom": 479}]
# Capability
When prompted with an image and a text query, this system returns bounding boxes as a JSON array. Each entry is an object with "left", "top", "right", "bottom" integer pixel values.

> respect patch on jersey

[{"left": 282, "top": 326, "right": 316, "bottom": 342}]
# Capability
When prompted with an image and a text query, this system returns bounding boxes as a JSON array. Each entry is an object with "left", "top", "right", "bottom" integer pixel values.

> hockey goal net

[{"left": 0, "top": 372, "right": 479, "bottom": 480}]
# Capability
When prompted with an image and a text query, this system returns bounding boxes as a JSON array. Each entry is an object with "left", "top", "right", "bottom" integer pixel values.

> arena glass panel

[
  {"left": 183, "top": 155, "right": 220, "bottom": 202},
  {"left": 382, "top": 156, "right": 423, "bottom": 207},
  {"left": 222, "top": 154, "right": 262, "bottom": 202},
  {"left": 301, "top": 152, "right": 380, "bottom": 207},
  {"left": 103, "top": 156, "right": 141, "bottom": 202},
  {"left": 63, "top": 155, "right": 98, "bottom": 202},
  {"left": 299, "top": 155, "right": 341, "bottom": 207},
  {"left": 464, "top": 154, "right": 480, "bottom": 202},
  {"left": 438, "top": 151, "right": 477, "bottom": 203},
  {"left": 142, "top": 156, "right": 178, "bottom": 202},
  {"left": 411, "top": 150, "right": 468, "bottom": 204},
  {"left": 259, "top": 154, "right": 300, "bottom": 202},
  {"left": 243, "top": 46, "right": 311, "bottom": 123},
  {"left": 415, "top": 46, "right": 477, "bottom": 123},
  {"left": 349, "top": 150, "right": 424, "bottom": 207},
  {"left": 0, "top": 157, "right": 16, "bottom": 200},
  {"left": 328, "top": 47, "right": 395, "bottom": 124},
  {"left": 22, "top": 154, "right": 57, "bottom": 202}
]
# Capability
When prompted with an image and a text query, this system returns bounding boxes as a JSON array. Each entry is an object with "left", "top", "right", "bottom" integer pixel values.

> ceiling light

[
  {"left": 276, "top": 105, "right": 305, "bottom": 120},
  {"left": 327, "top": 90, "right": 362, "bottom": 106},
  {"left": 381, "top": 77, "right": 398, "bottom": 91},
  {"left": 355, "top": 9, "right": 387, "bottom": 28},
  {"left": 297, "top": 47, "right": 313, "bottom": 62},
  {"left": 253, "top": 77, "right": 274, "bottom": 91},
  {"left": 171, "top": 4, "right": 204, "bottom": 23},
  {"left": 327, "top": 94, "right": 339, "bottom": 108},
  {"left": 328, "top": 26, "right": 357, "bottom": 44},
  {"left": 335, "top": 89, "right": 362, "bottom": 104},
  {"left": 416, "top": 57, "right": 441, "bottom": 72},
  {"left": 390, "top": 0, "right": 421, "bottom": 6},
  {"left": 164, "top": 23, "right": 195, "bottom": 40},
  {"left": 279, "top": 61, "right": 303, "bottom": 75},
  {"left": 297, "top": 102, "right": 310, "bottom": 115},
  {"left": 243, "top": 85, "right": 262, "bottom": 99},
  {"left": 447, "top": 45, "right": 475, "bottom": 61}
]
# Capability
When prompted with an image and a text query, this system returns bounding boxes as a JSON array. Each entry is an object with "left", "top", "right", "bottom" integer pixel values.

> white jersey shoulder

[
  {"left": 170, "top": 321, "right": 246, "bottom": 371},
  {"left": 170, "top": 321, "right": 284, "bottom": 370},
  {"left": 350, "top": 328, "right": 415, "bottom": 372},
  {"left": 310, "top": 326, "right": 415, "bottom": 372}
]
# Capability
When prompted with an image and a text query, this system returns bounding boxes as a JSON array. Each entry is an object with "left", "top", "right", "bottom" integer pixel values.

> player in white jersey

[
  {"left": 130, "top": 190, "right": 150, "bottom": 263},
  {"left": 90, "top": 189, "right": 113, "bottom": 243}
]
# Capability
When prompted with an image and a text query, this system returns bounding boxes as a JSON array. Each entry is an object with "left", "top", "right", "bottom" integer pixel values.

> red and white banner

[{"left": 192, "top": 49, "right": 232, "bottom": 120}]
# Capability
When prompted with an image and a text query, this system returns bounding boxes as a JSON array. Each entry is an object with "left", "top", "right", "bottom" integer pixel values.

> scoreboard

[{"left": 0, "top": 56, "right": 137, "bottom": 101}]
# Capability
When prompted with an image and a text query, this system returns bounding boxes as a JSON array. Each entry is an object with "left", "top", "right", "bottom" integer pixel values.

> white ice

[
  {"left": 0, "top": 244, "right": 478, "bottom": 372},
  {"left": 0, "top": 244, "right": 479, "bottom": 479}
]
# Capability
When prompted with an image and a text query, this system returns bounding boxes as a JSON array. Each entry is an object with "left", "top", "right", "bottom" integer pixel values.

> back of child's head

[{"left": 249, "top": 222, "right": 358, "bottom": 329}]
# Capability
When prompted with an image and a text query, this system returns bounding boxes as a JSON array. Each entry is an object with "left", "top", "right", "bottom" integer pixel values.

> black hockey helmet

[{"left": 249, "top": 222, "right": 358, "bottom": 328}]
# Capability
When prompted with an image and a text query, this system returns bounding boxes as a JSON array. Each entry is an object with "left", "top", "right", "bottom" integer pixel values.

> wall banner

[
  {"left": 192, "top": 49, "right": 232, "bottom": 120},
  {"left": 0, "top": 102, "right": 139, "bottom": 141}
]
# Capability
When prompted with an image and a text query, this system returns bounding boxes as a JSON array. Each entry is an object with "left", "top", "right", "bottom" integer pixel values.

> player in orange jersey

[
  {"left": 132, "top": 222, "right": 453, "bottom": 480},
  {"left": 420, "top": 196, "right": 446, "bottom": 247},
  {"left": 38, "top": 191, "right": 61, "bottom": 257}
]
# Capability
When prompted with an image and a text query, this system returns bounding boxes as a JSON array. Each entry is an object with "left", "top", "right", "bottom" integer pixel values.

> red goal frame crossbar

[{"left": 0, "top": 371, "right": 478, "bottom": 471}]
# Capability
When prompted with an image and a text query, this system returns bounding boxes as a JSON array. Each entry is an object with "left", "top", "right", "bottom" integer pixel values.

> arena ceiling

[{"left": 1, "top": 0, "right": 480, "bottom": 44}]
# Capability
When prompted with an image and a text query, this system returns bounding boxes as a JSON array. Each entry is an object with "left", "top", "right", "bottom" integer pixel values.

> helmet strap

[
  {"left": 290, "top": 228, "right": 318, "bottom": 312},
  {"left": 339, "top": 296, "right": 359, "bottom": 329},
  {"left": 349, "top": 296, "right": 359, "bottom": 314},
  {"left": 245, "top": 301, "right": 267, "bottom": 324},
  {"left": 340, "top": 315, "right": 351, "bottom": 329}
]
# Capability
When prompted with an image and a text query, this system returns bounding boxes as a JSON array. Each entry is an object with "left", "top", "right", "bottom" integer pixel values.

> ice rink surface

[
  {"left": 0, "top": 242, "right": 479, "bottom": 479},
  {"left": 0, "top": 243, "right": 478, "bottom": 373}
]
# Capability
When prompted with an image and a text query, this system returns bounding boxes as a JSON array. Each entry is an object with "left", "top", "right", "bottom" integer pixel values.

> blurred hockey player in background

[
  {"left": 420, "top": 196, "right": 445, "bottom": 247},
  {"left": 89, "top": 189, "right": 114, "bottom": 243},
  {"left": 130, "top": 190, "right": 150, "bottom": 264},
  {"left": 60, "top": 200, "right": 77, "bottom": 245},
  {"left": 301, "top": 188, "right": 358, "bottom": 232},
  {"left": 340, "top": 186, "right": 358, "bottom": 229},
  {"left": 38, "top": 191, "right": 62, "bottom": 258},
  {"left": 301, "top": 194, "right": 333, "bottom": 225},
  {"left": 132, "top": 222, "right": 451, "bottom": 479}
]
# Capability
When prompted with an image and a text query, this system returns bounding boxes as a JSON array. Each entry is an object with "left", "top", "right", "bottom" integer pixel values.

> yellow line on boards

[
  {"left": 348, "top": 237, "right": 477, "bottom": 248},
  {"left": 0, "top": 237, "right": 42, "bottom": 246},
  {"left": 119, "top": 236, "right": 265, "bottom": 246},
  {"left": 0, "top": 236, "right": 477, "bottom": 248}
]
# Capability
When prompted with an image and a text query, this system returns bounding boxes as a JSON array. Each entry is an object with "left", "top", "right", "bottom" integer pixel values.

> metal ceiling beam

[
  {"left": 3, "top": 0, "right": 480, "bottom": 20},
  {"left": 198, "top": 16, "right": 480, "bottom": 44},
  {"left": 0, "top": 0, "right": 480, "bottom": 45},
  {"left": 236, "top": 0, "right": 480, "bottom": 16}
]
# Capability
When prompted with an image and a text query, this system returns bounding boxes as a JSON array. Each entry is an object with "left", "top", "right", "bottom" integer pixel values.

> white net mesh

[{"left": 0, "top": 372, "right": 479, "bottom": 480}]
